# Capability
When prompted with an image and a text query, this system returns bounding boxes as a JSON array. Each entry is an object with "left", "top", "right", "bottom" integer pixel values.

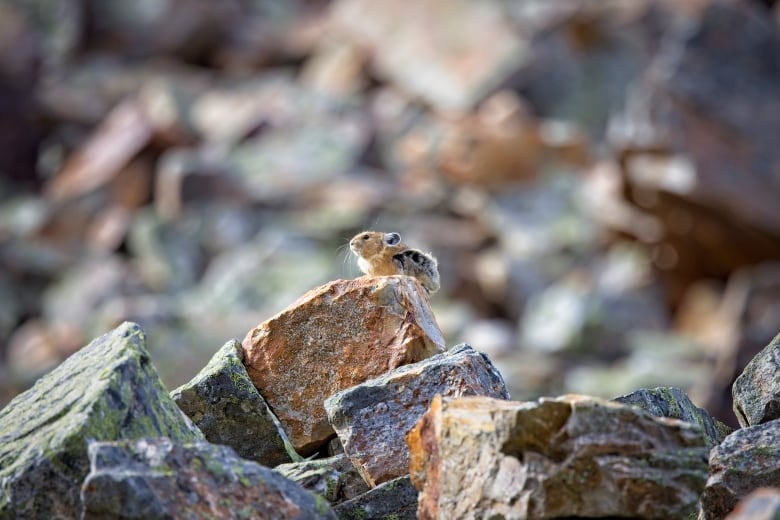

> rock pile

[{"left": 1, "top": 277, "right": 779, "bottom": 519}]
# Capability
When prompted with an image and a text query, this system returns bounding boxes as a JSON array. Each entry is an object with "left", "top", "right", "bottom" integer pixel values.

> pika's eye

[
  {"left": 362, "top": 234, "right": 370, "bottom": 240},
  {"left": 385, "top": 233, "right": 401, "bottom": 245}
]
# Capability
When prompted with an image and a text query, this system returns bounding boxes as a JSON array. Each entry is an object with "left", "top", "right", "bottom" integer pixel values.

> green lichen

[{"left": 0, "top": 322, "right": 202, "bottom": 518}]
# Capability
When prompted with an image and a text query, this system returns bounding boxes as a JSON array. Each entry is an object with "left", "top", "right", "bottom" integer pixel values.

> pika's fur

[
  {"left": 393, "top": 249, "right": 440, "bottom": 294},
  {"left": 349, "top": 230, "right": 440, "bottom": 295},
  {"left": 349, "top": 231, "right": 407, "bottom": 276}
]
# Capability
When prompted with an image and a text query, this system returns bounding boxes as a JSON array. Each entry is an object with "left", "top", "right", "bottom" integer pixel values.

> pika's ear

[{"left": 384, "top": 232, "right": 401, "bottom": 245}]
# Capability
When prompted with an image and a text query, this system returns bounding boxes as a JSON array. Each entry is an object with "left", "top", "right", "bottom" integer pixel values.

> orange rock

[{"left": 242, "top": 275, "right": 445, "bottom": 455}]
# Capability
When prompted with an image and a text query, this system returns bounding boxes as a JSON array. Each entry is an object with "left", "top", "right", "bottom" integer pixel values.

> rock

[
  {"left": 610, "top": 0, "right": 780, "bottom": 300},
  {"left": 330, "top": 0, "right": 526, "bottom": 111},
  {"left": 242, "top": 275, "right": 445, "bottom": 455},
  {"left": 725, "top": 488, "right": 780, "bottom": 520},
  {"left": 334, "top": 476, "right": 418, "bottom": 520},
  {"left": 325, "top": 344, "right": 508, "bottom": 486},
  {"left": 700, "top": 419, "right": 780, "bottom": 520},
  {"left": 44, "top": 100, "right": 154, "bottom": 202},
  {"left": 170, "top": 339, "right": 293, "bottom": 467},
  {"left": 614, "top": 386, "right": 731, "bottom": 447},
  {"left": 275, "top": 453, "right": 369, "bottom": 504},
  {"left": 733, "top": 332, "right": 780, "bottom": 427},
  {"left": 0, "top": 322, "right": 203, "bottom": 519},
  {"left": 81, "top": 438, "right": 336, "bottom": 520},
  {"left": 408, "top": 394, "right": 708, "bottom": 519}
]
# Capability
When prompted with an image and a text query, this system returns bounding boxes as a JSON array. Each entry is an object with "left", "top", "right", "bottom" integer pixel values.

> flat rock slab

[
  {"left": 700, "top": 418, "right": 780, "bottom": 520},
  {"left": 733, "top": 332, "right": 780, "bottom": 427},
  {"left": 334, "top": 476, "right": 418, "bottom": 520},
  {"left": 614, "top": 386, "right": 731, "bottom": 447},
  {"left": 81, "top": 438, "right": 336, "bottom": 520},
  {"left": 243, "top": 276, "right": 445, "bottom": 455},
  {"left": 330, "top": 0, "right": 526, "bottom": 111},
  {"left": 275, "top": 453, "right": 369, "bottom": 504},
  {"left": 0, "top": 322, "right": 203, "bottom": 519},
  {"left": 724, "top": 488, "right": 780, "bottom": 520},
  {"left": 325, "top": 343, "right": 508, "bottom": 486},
  {"left": 171, "top": 339, "right": 292, "bottom": 466},
  {"left": 408, "top": 394, "right": 708, "bottom": 520}
]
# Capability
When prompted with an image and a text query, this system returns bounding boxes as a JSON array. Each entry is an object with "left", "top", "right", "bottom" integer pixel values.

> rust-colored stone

[
  {"left": 243, "top": 275, "right": 445, "bottom": 455},
  {"left": 408, "top": 394, "right": 708, "bottom": 520}
]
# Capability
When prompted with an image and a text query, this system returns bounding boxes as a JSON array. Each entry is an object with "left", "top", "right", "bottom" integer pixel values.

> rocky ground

[
  {"left": 2, "top": 0, "right": 780, "bottom": 517},
  {"left": 2, "top": 0, "right": 780, "bottom": 434},
  {"left": 1, "top": 279, "right": 779, "bottom": 518}
]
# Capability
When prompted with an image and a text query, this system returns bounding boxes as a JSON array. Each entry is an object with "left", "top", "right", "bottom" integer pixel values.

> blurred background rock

[{"left": 1, "top": 0, "right": 779, "bottom": 428}]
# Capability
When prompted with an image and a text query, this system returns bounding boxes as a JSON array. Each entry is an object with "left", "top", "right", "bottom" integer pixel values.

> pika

[
  {"left": 349, "top": 231, "right": 408, "bottom": 276},
  {"left": 393, "top": 249, "right": 440, "bottom": 294},
  {"left": 349, "top": 230, "right": 440, "bottom": 295}
]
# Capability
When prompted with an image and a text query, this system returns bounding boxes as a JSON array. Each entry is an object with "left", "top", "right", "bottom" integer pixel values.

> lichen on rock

[
  {"left": 171, "top": 338, "right": 294, "bottom": 466},
  {"left": 0, "top": 321, "right": 203, "bottom": 519}
]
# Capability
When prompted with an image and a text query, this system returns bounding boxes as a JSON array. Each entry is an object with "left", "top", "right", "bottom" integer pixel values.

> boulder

[
  {"left": 242, "top": 276, "right": 445, "bottom": 454},
  {"left": 171, "top": 339, "right": 293, "bottom": 467},
  {"left": 732, "top": 332, "right": 780, "bottom": 427},
  {"left": 700, "top": 419, "right": 780, "bottom": 520},
  {"left": 275, "top": 453, "right": 369, "bottom": 504},
  {"left": 329, "top": 0, "right": 526, "bottom": 111},
  {"left": 725, "top": 488, "right": 780, "bottom": 520},
  {"left": 333, "top": 476, "right": 418, "bottom": 520},
  {"left": 610, "top": 0, "right": 780, "bottom": 301},
  {"left": 614, "top": 386, "right": 731, "bottom": 446},
  {"left": 0, "top": 322, "right": 203, "bottom": 519},
  {"left": 408, "top": 394, "right": 708, "bottom": 519},
  {"left": 325, "top": 343, "right": 508, "bottom": 486},
  {"left": 81, "top": 438, "right": 336, "bottom": 520}
]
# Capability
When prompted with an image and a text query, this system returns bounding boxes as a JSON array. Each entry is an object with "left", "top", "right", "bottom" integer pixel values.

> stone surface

[
  {"left": 408, "top": 394, "right": 708, "bottom": 520},
  {"left": 170, "top": 339, "right": 292, "bottom": 467},
  {"left": 733, "top": 332, "right": 780, "bottom": 428},
  {"left": 700, "top": 419, "right": 780, "bottom": 520},
  {"left": 325, "top": 343, "right": 508, "bottom": 486},
  {"left": 81, "top": 438, "right": 336, "bottom": 520},
  {"left": 275, "top": 453, "right": 369, "bottom": 504},
  {"left": 610, "top": 0, "right": 780, "bottom": 299},
  {"left": 334, "top": 476, "right": 418, "bottom": 520},
  {"left": 242, "top": 275, "right": 445, "bottom": 455},
  {"left": 330, "top": 0, "right": 526, "bottom": 111},
  {"left": 724, "top": 488, "right": 780, "bottom": 520},
  {"left": 614, "top": 386, "right": 731, "bottom": 447},
  {"left": 0, "top": 322, "right": 203, "bottom": 519}
]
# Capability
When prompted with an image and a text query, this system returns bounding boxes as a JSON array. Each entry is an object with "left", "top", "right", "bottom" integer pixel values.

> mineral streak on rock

[
  {"left": 408, "top": 394, "right": 709, "bottom": 520},
  {"left": 242, "top": 275, "right": 445, "bottom": 455},
  {"left": 0, "top": 322, "right": 203, "bottom": 519}
]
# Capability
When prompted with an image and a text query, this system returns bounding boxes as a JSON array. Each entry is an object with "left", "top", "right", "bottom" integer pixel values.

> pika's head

[{"left": 349, "top": 231, "right": 402, "bottom": 258}]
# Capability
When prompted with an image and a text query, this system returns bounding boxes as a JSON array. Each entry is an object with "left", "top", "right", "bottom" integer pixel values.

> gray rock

[
  {"left": 334, "top": 476, "right": 418, "bottom": 520},
  {"left": 275, "top": 453, "right": 369, "bottom": 504},
  {"left": 170, "top": 339, "right": 293, "bottom": 467},
  {"left": 700, "top": 419, "right": 780, "bottom": 520},
  {"left": 0, "top": 322, "right": 203, "bottom": 519},
  {"left": 614, "top": 386, "right": 731, "bottom": 447},
  {"left": 733, "top": 332, "right": 780, "bottom": 427},
  {"left": 81, "top": 438, "right": 336, "bottom": 520},
  {"left": 723, "top": 488, "right": 780, "bottom": 520},
  {"left": 325, "top": 344, "right": 508, "bottom": 486}
]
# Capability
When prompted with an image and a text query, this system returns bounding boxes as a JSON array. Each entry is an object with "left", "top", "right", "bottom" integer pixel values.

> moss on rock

[
  {"left": 0, "top": 321, "right": 203, "bottom": 519},
  {"left": 170, "top": 339, "right": 294, "bottom": 466}
]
